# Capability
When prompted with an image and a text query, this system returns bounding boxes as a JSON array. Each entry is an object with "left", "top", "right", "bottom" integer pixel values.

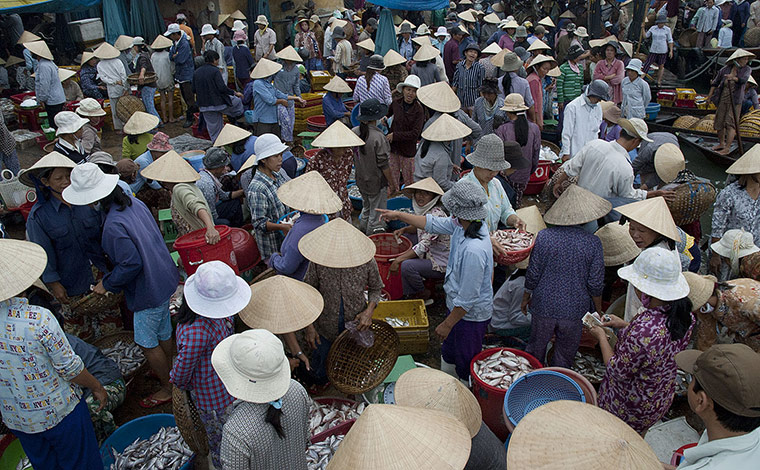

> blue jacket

[
  {"left": 101, "top": 195, "right": 179, "bottom": 311},
  {"left": 251, "top": 78, "right": 287, "bottom": 124},
  {"left": 193, "top": 63, "right": 234, "bottom": 108},
  {"left": 79, "top": 64, "right": 105, "bottom": 99},
  {"left": 170, "top": 34, "right": 194, "bottom": 82},
  {"left": 323, "top": 92, "right": 347, "bottom": 126},
  {"left": 232, "top": 44, "right": 255, "bottom": 80},
  {"left": 269, "top": 213, "right": 326, "bottom": 281}
]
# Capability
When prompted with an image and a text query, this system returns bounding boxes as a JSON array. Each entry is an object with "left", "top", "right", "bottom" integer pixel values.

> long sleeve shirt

[
  {"left": 472, "top": 96, "right": 506, "bottom": 137},
  {"left": 413, "top": 205, "right": 450, "bottom": 273},
  {"left": 646, "top": 26, "right": 673, "bottom": 54},
  {"left": 269, "top": 213, "right": 326, "bottom": 281},
  {"left": 693, "top": 5, "right": 721, "bottom": 32},
  {"left": 232, "top": 44, "right": 255, "bottom": 80},
  {"left": 26, "top": 195, "right": 107, "bottom": 297},
  {"left": 253, "top": 28, "right": 278, "bottom": 61},
  {"left": 462, "top": 170, "right": 516, "bottom": 233},
  {"left": 0, "top": 298, "right": 84, "bottom": 433},
  {"left": 593, "top": 59, "right": 625, "bottom": 104},
  {"left": 718, "top": 27, "right": 733, "bottom": 48},
  {"left": 563, "top": 139, "right": 648, "bottom": 200},
  {"left": 246, "top": 171, "right": 288, "bottom": 259},
  {"left": 170, "top": 34, "right": 194, "bottom": 83},
  {"left": 443, "top": 38, "right": 460, "bottom": 82},
  {"left": 711, "top": 64, "right": 751, "bottom": 106},
  {"left": 453, "top": 60, "right": 486, "bottom": 108},
  {"left": 170, "top": 317, "right": 234, "bottom": 411},
  {"left": 322, "top": 92, "right": 347, "bottom": 125},
  {"left": 556, "top": 61, "right": 583, "bottom": 104},
  {"left": 171, "top": 183, "right": 213, "bottom": 232},
  {"left": 97, "top": 58, "right": 129, "bottom": 98},
  {"left": 122, "top": 133, "right": 152, "bottom": 161},
  {"left": 251, "top": 79, "right": 287, "bottom": 124},
  {"left": 273, "top": 65, "right": 301, "bottom": 97},
  {"left": 352, "top": 124, "right": 390, "bottom": 195},
  {"left": 34, "top": 59, "right": 65, "bottom": 106},
  {"left": 560, "top": 94, "right": 604, "bottom": 158},
  {"left": 352, "top": 73, "right": 392, "bottom": 106},
  {"left": 712, "top": 181, "right": 760, "bottom": 245},
  {"left": 196, "top": 169, "right": 227, "bottom": 221},
  {"left": 494, "top": 119, "right": 541, "bottom": 185},
  {"left": 79, "top": 64, "right": 104, "bottom": 99},
  {"left": 101, "top": 196, "right": 179, "bottom": 312},
  {"left": 132, "top": 150, "right": 162, "bottom": 193},
  {"left": 524, "top": 226, "right": 604, "bottom": 319},
  {"left": 621, "top": 76, "right": 651, "bottom": 119},
  {"left": 333, "top": 39, "right": 353, "bottom": 75},
  {"left": 387, "top": 97, "right": 424, "bottom": 157}
]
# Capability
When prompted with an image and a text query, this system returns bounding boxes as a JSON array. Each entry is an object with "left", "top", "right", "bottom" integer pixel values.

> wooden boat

[
  {"left": 677, "top": 46, "right": 760, "bottom": 58},
  {"left": 657, "top": 105, "right": 713, "bottom": 117}
]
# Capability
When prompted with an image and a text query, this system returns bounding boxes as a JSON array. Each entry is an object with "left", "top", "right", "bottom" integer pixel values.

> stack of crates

[
  {"left": 294, "top": 92, "right": 326, "bottom": 134},
  {"left": 310, "top": 71, "right": 332, "bottom": 91},
  {"left": 657, "top": 89, "right": 676, "bottom": 107},
  {"left": 675, "top": 88, "right": 697, "bottom": 108},
  {"left": 371, "top": 299, "right": 429, "bottom": 355}
]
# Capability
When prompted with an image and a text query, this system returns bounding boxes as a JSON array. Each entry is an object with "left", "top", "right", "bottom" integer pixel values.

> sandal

[{"left": 138, "top": 394, "right": 172, "bottom": 409}]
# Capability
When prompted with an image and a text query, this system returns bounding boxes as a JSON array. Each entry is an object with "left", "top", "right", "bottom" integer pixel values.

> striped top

[
  {"left": 453, "top": 60, "right": 485, "bottom": 108},
  {"left": 556, "top": 61, "right": 584, "bottom": 104},
  {"left": 353, "top": 72, "right": 392, "bottom": 106}
]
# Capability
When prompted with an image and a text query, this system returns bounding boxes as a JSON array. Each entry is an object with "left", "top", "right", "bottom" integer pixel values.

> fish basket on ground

[
  {"left": 172, "top": 387, "right": 209, "bottom": 456},
  {"left": 327, "top": 320, "right": 400, "bottom": 395},
  {"left": 503, "top": 370, "right": 586, "bottom": 429},
  {"left": 92, "top": 330, "right": 148, "bottom": 384},
  {"left": 666, "top": 180, "right": 716, "bottom": 225},
  {"left": 310, "top": 397, "right": 360, "bottom": 442},
  {"left": 371, "top": 299, "right": 429, "bottom": 354},
  {"left": 493, "top": 229, "right": 535, "bottom": 265},
  {"left": 127, "top": 72, "right": 157, "bottom": 86},
  {"left": 0, "top": 172, "right": 32, "bottom": 210},
  {"left": 115, "top": 94, "right": 146, "bottom": 124},
  {"left": 69, "top": 291, "right": 124, "bottom": 317}
]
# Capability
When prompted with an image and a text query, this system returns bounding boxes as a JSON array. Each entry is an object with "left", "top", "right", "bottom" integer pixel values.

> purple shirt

[
  {"left": 443, "top": 38, "right": 461, "bottom": 82},
  {"left": 269, "top": 213, "right": 326, "bottom": 281},
  {"left": 524, "top": 226, "right": 604, "bottom": 320},
  {"left": 498, "top": 34, "right": 515, "bottom": 51},
  {"left": 599, "top": 122, "right": 621, "bottom": 142},
  {"left": 495, "top": 119, "right": 541, "bottom": 185}
]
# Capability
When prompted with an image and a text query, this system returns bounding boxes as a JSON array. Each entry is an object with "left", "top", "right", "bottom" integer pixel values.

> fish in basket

[
  {"left": 492, "top": 229, "right": 536, "bottom": 265},
  {"left": 472, "top": 349, "right": 535, "bottom": 389}
]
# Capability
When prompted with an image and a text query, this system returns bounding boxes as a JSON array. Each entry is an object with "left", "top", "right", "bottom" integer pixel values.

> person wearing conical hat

[
  {"left": 412, "top": 44, "right": 444, "bottom": 86},
  {"left": 165, "top": 23, "right": 198, "bottom": 128},
  {"left": 494, "top": 93, "right": 540, "bottom": 208},
  {"left": 79, "top": 52, "right": 105, "bottom": 100},
  {"left": 121, "top": 111, "right": 160, "bottom": 160},
  {"left": 75, "top": 98, "right": 106, "bottom": 155},
  {"left": 273, "top": 46, "right": 304, "bottom": 145},
  {"left": 707, "top": 48, "right": 755, "bottom": 155},
  {"left": 294, "top": 16, "right": 321, "bottom": 72},
  {"left": 59, "top": 68, "right": 83, "bottom": 102},
  {"left": 743, "top": 74, "right": 759, "bottom": 114},
  {"left": 249, "top": 58, "right": 305, "bottom": 137},
  {"left": 94, "top": 42, "right": 130, "bottom": 132},
  {"left": 525, "top": 54, "right": 556, "bottom": 131},
  {"left": 27, "top": 41, "right": 66, "bottom": 129},
  {"left": 129, "top": 131, "right": 173, "bottom": 219},
  {"left": 149, "top": 35, "right": 176, "bottom": 124},
  {"left": 322, "top": 75, "right": 352, "bottom": 126}
]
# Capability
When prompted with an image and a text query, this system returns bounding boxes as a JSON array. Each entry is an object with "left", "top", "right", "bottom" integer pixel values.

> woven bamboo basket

[
  {"left": 116, "top": 95, "right": 146, "bottom": 124},
  {"left": 327, "top": 320, "right": 400, "bottom": 395},
  {"left": 673, "top": 115, "right": 700, "bottom": 130},
  {"left": 70, "top": 291, "right": 123, "bottom": 317},
  {"left": 92, "top": 330, "right": 147, "bottom": 384},
  {"left": 739, "top": 110, "right": 760, "bottom": 137},
  {"left": 744, "top": 27, "right": 760, "bottom": 47},
  {"left": 692, "top": 117, "right": 716, "bottom": 134},
  {"left": 539, "top": 166, "right": 578, "bottom": 211},
  {"left": 127, "top": 72, "right": 157, "bottom": 86},
  {"left": 172, "top": 387, "right": 210, "bottom": 456},
  {"left": 666, "top": 180, "right": 717, "bottom": 225},
  {"left": 740, "top": 251, "right": 760, "bottom": 281}
]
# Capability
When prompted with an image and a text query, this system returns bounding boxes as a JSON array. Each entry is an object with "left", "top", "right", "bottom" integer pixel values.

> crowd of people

[{"left": 1, "top": 1, "right": 760, "bottom": 469}]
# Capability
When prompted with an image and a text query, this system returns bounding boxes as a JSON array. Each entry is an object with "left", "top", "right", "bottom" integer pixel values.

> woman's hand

[
  {"left": 49, "top": 281, "right": 70, "bottom": 304},
  {"left": 589, "top": 325, "right": 609, "bottom": 342},
  {"left": 509, "top": 215, "right": 527, "bottom": 232},
  {"left": 601, "top": 315, "right": 628, "bottom": 329},
  {"left": 90, "top": 384, "right": 108, "bottom": 412},
  {"left": 435, "top": 320, "right": 453, "bottom": 341},
  {"left": 393, "top": 227, "right": 408, "bottom": 239},
  {"left": 305, "top": 324, "right": 320, "bottom": 349},
  {"left": 279, "top": 223, "right": 291, "bottom": 235},
  {"left": 288, "top": 357, "right": 300, "bottom": 371},
  {"left": 386, "top": 132, "right": 394, "bottom": 143},
  {"left": 377, "top": 208, "right": 401, "bottom": 222},
  {"left": 297, "top": 353, "right": 311, "bottom": 371},
  {"left": 356, "top": 309, "right": 373, "bottom": 331},
  {"left": 491, "top": 235, "right": 508, "bottom": 257},
  {"left": 205, "top": 226, "right": 221, "bottom": 245},
  {"left": 92, "top": 280, "right": 107, "bottom": 296}
]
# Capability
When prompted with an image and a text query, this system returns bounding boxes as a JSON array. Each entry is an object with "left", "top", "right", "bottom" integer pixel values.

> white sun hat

[
  {"left": 54, "top": 111, "right": 88, "bottom": 136},
  {"left": 711, "top": 228, "right": 760, "bottom": 278},
  {"left": 253, "top": 133, "right": 289, "bottom": 164},
  {"left": 183, "top": 260, "right": 251, "bottom": 318},
  {"left": 617, "top": 246, "right": 690, "bottom": 301},
  {"left": 165, "top": 23, "right": 181, "bottom": 36},
  {"left": 200, "top": 24, "right": 219, "bottom": 36},
  {"left": 62, "top": 162, "right": 119, "bottom": 206},
  {"left": 396, "top": 74, "right": 421, "bottom": 93},
  {"left": 76, "top": 97, "right": 106, "bottom": 117}
]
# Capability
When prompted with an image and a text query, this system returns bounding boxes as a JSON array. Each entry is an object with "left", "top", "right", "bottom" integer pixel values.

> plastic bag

[{"left": 344, "top": 319, "right": 375, "bottom": 348}]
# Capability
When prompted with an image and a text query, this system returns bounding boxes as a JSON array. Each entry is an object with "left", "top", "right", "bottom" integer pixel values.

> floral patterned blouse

[
  {"left": 306, "top": 148, "right": 353, "bottom": 221},
  {"left": 711, "top": 181, "right": 760, "bottom": 247},
  {"left": 598, "top": 306, "right": 694, "bottom": 434}
]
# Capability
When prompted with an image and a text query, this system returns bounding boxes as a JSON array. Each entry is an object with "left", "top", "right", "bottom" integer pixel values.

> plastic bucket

[
  {"left": 229, "top": 227, "right": 261, "bottom": 272},
  {"left": 100, "top": 414, "right": 193, "bottom": 470},
  {"left": 470, "top": 347, "right": 543, "bottom": 441},
  {"left": 386, "top": 196, "right": 413, "bottom": 231},
  {"left": 646, "top": 103, "right": 661, "bottom": 121},
  {"left": 180, "top": 150, "right": 205, "bottom": 172},
  {"left": 173, "top": 225, "right": 238, "bottom": 276},
  {"left": 306, "top": 115, "right": 327, "bottom": 132},
  {"left": 369, "top": 233, "right": 412, "bottom": 300},
  {"left": 524, "top": 161, "right": 551, "bottom": 195},
  {"left": 304, "top": 148, "right": 321, "bottom": 160}
]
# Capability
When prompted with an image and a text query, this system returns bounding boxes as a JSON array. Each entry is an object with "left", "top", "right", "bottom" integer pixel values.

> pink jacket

[{"left": 593, "top": 59, "right": 625, "bottom": 104}]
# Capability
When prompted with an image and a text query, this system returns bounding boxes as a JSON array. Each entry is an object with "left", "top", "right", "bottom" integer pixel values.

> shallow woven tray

[
  {"left": 327, "top": 320, "right": 399, "bottom": 395},
  {"left": 116, "top": 94, "right": 146, "bottom": 124},
  {"left": 127, "top": 72, "right": 157, "bottom": 85},
  {"left": 172, "top": 387, "right": 210, "bottom": 456},
  {"left": 92, "top": 330, "right": 147, "bottom": 383},
  {"left": 70, "top": 291, "right": 123, "bottom": 317}
]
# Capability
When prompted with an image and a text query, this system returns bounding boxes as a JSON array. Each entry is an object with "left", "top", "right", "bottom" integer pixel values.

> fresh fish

[
  {"left": 571, "top": 351, "right": 607, "bottom": 383},
  {"left": 308, "top": 400, "right": 365, "bottom": 436},
  {"left": 492, "top": 229, "right": 535, "bottom": 252},
  {"left": 306, "top": 434, "right": 345, "bottom": 470},
  {"left": 363, "top": 290, "right": 389, "bottom": 303},
  {"left": 473, "top": 349, "right": 534, "bottom": 390},
  {"left": 282, "top": 212, "right": 301, "bottom": 226},
  {"left": 384, "top": 317, "right": 410, "bottom": 327},
  {"left": 101, "top": 340, "right": 146, "bottom": 377},
  {"left": 107, "top": 426, "right": 193, "bottom": 470}
]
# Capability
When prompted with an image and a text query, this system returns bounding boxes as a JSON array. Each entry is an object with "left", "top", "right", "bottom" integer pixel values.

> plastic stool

[{"left": 16, "top": 107, "right": 42, "bottom": 130}]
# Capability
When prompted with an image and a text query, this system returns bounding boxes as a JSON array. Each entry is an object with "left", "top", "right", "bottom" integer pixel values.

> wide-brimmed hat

[
  {"left": 618, "top": 246, "right": 690, "bottom": 301},
  {"left": 54, "top": 111, "right": 88, "bottom": 136},
  {"left": 501, "top": 93, "right": 529, "bottom": 113},
  {"left": 527, "top": 39, "right": 550, "bottom": 53},
  {"left": 435, "top": 26, "right": 450, "bottom": 38},
  {"left": 123, "top": 111, "right": 160, "bottom": 135},
  {"left": 62, "top": 162, "right": 119, "bottom": 206},
  {"left": 384, "top": 49, "right": 407, "bottom": 67},
  {"left": 212, "top": 329, "right": 291, "bottom": 403},
  {"left": 366, "top": 54, "right": 386, "bottom": 71},
  {"left": 413, "top": 44, "right": 440, "bottom": 62},
  {"left": 276, "top": 45, "right": 303, "bottom": 62},
  {"left": 184, "top": 260, "right": 251, "bottom": 318},
  {"left": 200, "top": 23, "right": 219, "bottom": 36},
  {"left": 619, "top": 117, "right": 653, "bottom": 142},
  {"left": 515, "top": 26, "right": 528, "bottom": 38},
  {"left": 416, "top": 24, "right": 431, "bottom": 36},
  {"left": 88, "top": 151, "right": 117, "bottom": 169},
  {"left": 481, "top": 43, "right": 502, "bottom": 56},
  {"left": 76, "top": 98, "right": 106, "bottom": 117},
  {"left": 252, "top": 133, "right": 288, "bottom": 164},
  {"left": 19, "top": 151, "right": 76, "bottom": 187},
  {"left": 398, "top": 22, "right": 413, "bottom": 35},
  {"left": 229, "top": 9, "right": 246, "bottom": 20},
  {"left": 595, "top": 222, "right": 641, "bottom": 266},
  {"left": 615, "top": 197, "right": 680, "bottom": 241},
  {"left": 357, "top": 38, "right": 375, "bottom": 52},
  {"left": 250, "top": 57, "right": 282, "bottom": 79},
  {"left": 463, "top": 43, "right": 481, "bottom": 56},
  {"left": 421, "top": 113, "right": 472, "bottom": 142},
  {"left": 141, "top": 150, "right": 200, "bottom": 183},
  {"left": 683, "top": 272, "right": 717, "bottom": 310},
  {"left": 712, "top": 228, "right": 760, "bottom": 260},
  {"left": 93, "top": 42, "right": 120, "bottom": 60},
  {"left": 402, "top": 177, "right": 445, "bottom": 199},
  {"left": 332, "top": 25, "right": 346, "bottom": 39},
  {"left": 326, "top": 404, "right": 471, "bottom": 470},
  {"left": 500, "top": 51, "right": 523, "bottom": 72},
  {"left": 414, "top": 36, "right": 433, "bottom": 48},
  {"left": 132, "top": 37, "right": 145, "bottom": 47},
  {"left": 529, "top": 54, "right": 556, "bottom": 71},
  {"left": 442, "top": 179, "right": 488, "bottom": 221},
  {"left": 114, "top": 35, "right": 134, "bottom": 50},
  {"left": 232, "top": 20, "right": 247, "bottom": 33},
  {"left": 575, "top": 26, "right": 589, "bottom": 37},
  {"left": 545, "top": 184, "right": 612, "bottom": 226},
  {"left": 0, "top": 239, "right": 48, "bottom": 302},
  {"left": 538, "top": 16, "right": 555, "bottom": 28},
  {"left": 396, "top": 75, "right": 421, "bottom": 94},
  {"left": 417, "top": 81, "right": 461, "bottom": 113},
  {"left": 750, "top": 76, "right": 758, "bottom": 87},
  {"left": 214, "top": 123, "right": 251, "bottom": 147},
  {"left": 654, "top": 143, "right": 685, "bottom": 183},
  {"left": 323, "top": 75, "right": 353, "bottom": 93},
  {"left": 312, "top": 121, "right": 365, "bottom": 148},
  {"left": 507, "top": 401, "right": 661, "bottom": 469},
  {"left": 625, "top": 58, "right": 644, "bottom": 74},
  {"left": 151, "top": 34, "right": 173, "bottom": 50},
  {"left": 299, "top": 218, "right": 376, "bottom": 268},
  {"left": 359, "top": 98, "right": 388, "bottom": 122},
  {"left": 503, "top": 19, "right": 520, "bottom": 29},
  {"left": 146, "top": 131, "right": 172, "bottom": 152},
  {"left": 277, "top": 171, "right": 342, "bottom": 215},
  {"left": 24, "top": 41, "right": 53, "bottom": 61},
  {"left": 726, "top": 144, "right": 760, "bottom": 174},
  {"left": 165, "top": 23, "right": 181, "bottom": 36},
  {"left": 17, "top": 31, "right": 41, "bottom": 45},
  {"left": 5, "top": 56, "right": 24, "bottom": 67},
  {"left": 255, "top": 14, "right": 269, "bottom": 26},
  {"left": 457, "top": 10, "right": 477, "bottom": 23},
  {"left": 466, "top": 134, "right": 508, "bottom": 171},
  {"left": 239, "top": 275, "right": 323, "bottom": 332},
  {"left": 586, "top": 79, "right": 610, "bottom": 101},
  {"left": 395, "top": 368, "right": 481, "bottom": 438},
  {"left": 601, "top": 101, "right": 622, "bottom": 124}
]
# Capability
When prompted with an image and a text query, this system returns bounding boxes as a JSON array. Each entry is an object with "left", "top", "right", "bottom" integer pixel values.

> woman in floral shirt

[
  {"left": 294, "top": 17, "right": 321, "bottom": 71},
  {"left": 590, "top": 247, "right": 695, "bottom": 435}
]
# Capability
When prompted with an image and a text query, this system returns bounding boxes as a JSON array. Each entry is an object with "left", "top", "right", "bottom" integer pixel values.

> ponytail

[
  {"left": 665, "top": 297, "right": 693, "bottom": 341},
  {"left": 464, "top": 220, "right": 484, "bottom": 239},
  {"left": 514, "top": 114, "right": 529, "bottom": 147},
  {"left": 420, "top": 139, "right": 432, "bottom": 159},
  {"left": 501, "top": 73, "right": 513, "bottom": 97},
  {"left": 366, "top": 69, "right": 376, "bottom": 88},
  {"left": 265, "top": 404, "right": 285, "bottom": 438},
  {"left": 359, "top": 122, "right": 370, "bottom": 150}
]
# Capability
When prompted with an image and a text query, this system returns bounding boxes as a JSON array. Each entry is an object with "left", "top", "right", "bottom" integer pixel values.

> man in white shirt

[
  {"left": 672, "top": 344, "right": 760, "bottom": 470},
  {"left": 560, "top": 79, "right": 608, "bottom": 160}
]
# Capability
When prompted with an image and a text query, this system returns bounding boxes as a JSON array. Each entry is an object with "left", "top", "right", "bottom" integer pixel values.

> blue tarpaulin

[
  {"left": 374, "top": 7, "right": 398, "bottom": 56},
  {"left": 102, "top": 0, "right": 127, "bottom": 43},
  {"left": 129, "top": 0, "right": 165, "bottom": 43},
  {"left": 365, "top": 0, "right": 448, "bottom": 11},
  {"left": 0, "top": 0, "right": 100, "bottom": 13}
]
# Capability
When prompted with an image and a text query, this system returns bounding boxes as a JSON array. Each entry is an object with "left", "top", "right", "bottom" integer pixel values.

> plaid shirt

[
  {"left": 246, "top": 171, "right": 288, "bottom": 259},
  {"left": 170, "top": 317, "right": 234, "bottom": 412}
]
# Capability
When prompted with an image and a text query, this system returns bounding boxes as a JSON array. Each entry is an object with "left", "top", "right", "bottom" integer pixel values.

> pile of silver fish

[
  {"left": 473, "top": 349, "right": 534, "bottom": 389},
  {"left": 384, "top": 317, "right": 410, "bottom": 327},
  {"left": 15, "top": 457, "right": 32, "bottom": 470},
  {"left": 108, "top": 426, "right": 193, "bottom": 470},
  {"left": 101, "top": 340, "right": 146, "bottom": 377},
  {"left": 282, "top": 212, "right": 301, "bottom": 225},
  {"left": 309, "top": 400, "right": 365, "bottom": 435},
  {"left": 349, "top": 167, "right": 356, "bottom": 181},
  {"left": 571, "top": 351, "right": 607, "bottom": 383},
  {"left": 348, "top": 185, "right": 362, "bottom": 199},
  {"left": 493, "top": 230, "right": 534, "bottom": 252},
  {"left": 306, "top": 434, "right": 344, "bottom": 470}
]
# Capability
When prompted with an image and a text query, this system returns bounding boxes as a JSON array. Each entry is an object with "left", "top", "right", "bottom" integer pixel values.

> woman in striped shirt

[
  {"left": 352, "top": 54, "right": 393, "bottom": 106},
  {"left": 452, "top": 43, "right": 485, "bottom": 113}
]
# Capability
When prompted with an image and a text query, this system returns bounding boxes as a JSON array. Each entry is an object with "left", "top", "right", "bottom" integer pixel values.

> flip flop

[{"left": 138, "top": 395, "right": 172, "bottom": 409}]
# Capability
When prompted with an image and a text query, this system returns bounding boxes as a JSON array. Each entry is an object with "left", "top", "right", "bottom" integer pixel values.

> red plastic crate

[
  {"left": 674, "top": 99, "right": 696, "bottom": 108},
  {"left": 10, "top": 91, "right": 35, "bottom": 105}
]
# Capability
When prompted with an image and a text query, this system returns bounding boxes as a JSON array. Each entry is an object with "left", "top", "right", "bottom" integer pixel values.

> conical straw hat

[
  {"left": 726, "top": 143, "right": 760, "bottom": 174},
  {"left": 311, "top": 121, "right": 365, "bottom": 148},
  {"left": 298, "top": 218, "right": 376, "bottom": 268},
  {"left": 19, "top": 151, "right": 77, "bottom": 187},
  {"left": 595, "top": 222, "right": 641, "bottom": 267},
  {"left": 357, "top": 38, "right": 376, "bottom": 51},
  {"left": 114, "top": 35, "right": 134, "bottom": 51},
  {"left": 527, "top": 39, "right": 550, "bottom": 52},
  {"left": 325, "top": 404, "right": 472, "bottom": 470},
  {"left": 5, "top": 56, "right": 24, "bottom": 67},
  {"left": 384, "top": 49, "right": 407, "bottom": 67},
  {"left": 214, "top": 123, "right": 252, "bottom": 147},
  {"left": 417, "top": 81, "right": 460, "bottom": 113},
  {"left": 547, "top": 66, "right": 561, "bottom": 77},
  {"left": 413, "top": 44, "right": 440, "bottom": 62},
  {"left": 250, "top": 58, "right": 282, "bottom": 79},
  {"left": 507, "top": 401, "right": 662, "bottom": 470},
  {"left": 654, "top": 143, "right": 685, "bottom": 183},
  {"left": 80, "top": 51, "right": 95, "bottom": 65},
  {"left": 490, "top": 48, "right": 511, "bottom": 67},
  {"left": 141, "top": 150, "right": 200, "bottom": 183},
  {"left": 402, "top": 177, "right": 444, "bottom": 197},
  {"left": 483, "top": 13, "right": 501, "bottom": 24},
  {"left": 727, "top": 48, "right": 756, "bottom": 63},
  {"left": 17, "top": 31, "right": 41, "bottom": 45},
  {"left": 239, "top": 275, "right": 324, "bottom": 333},
  {"left": 411, "top": 35, "right": 432, "bottom": 47},
  {"left": 93, "top": 42, "right": 120, "bottom": 60},
  {"left": 515, "top": 205, "right": 547, "bottom": 235},
  {"left": 421, "top": 113, "right": 472, "bottom": 142},
  {"left": 543, "top": 184, "right": 612, "bottom": 226},
  {"left": 24, "top": 41, "right": 53, "bottom": 61},
  {"left": 58, "top": 68, "right": 76, "bottom": 82},
  {"left": 277, "top": 171, "right": 343, "bottom": 214},
  {"left": 683, "top": 272, "right": 717, "bottom": 310},
  {"left": 481, "top": 42, "right": 502, "bottom": 55},
  {"left": 538, "top": 16, "right": 555, "bottom": 28},
  {"left": 151, "top": 34, "right": 173, "bottom": 50},
  {"left": 457, "top": 10, "right": 477, "bottom": 23},
  {"left": 230, "top": 9, "right": 247, "bottom": 20},
  {"left": 323, "top": 75, "right": 353, "bottom": 93},
  {"left": 276, "top": 45, "right": 303, "bottom": 62},
  {"left": 614, "top": 197, "right": 680, "bottom": 241},
  {"left": 0, "top": 239, "right": 48, "bottom": 302},
  {"left": 123, "top": 111, "right": 160, "bottom": 135},
  {"left": 394, "top": 368, "right": 482, "bottom": 438}
]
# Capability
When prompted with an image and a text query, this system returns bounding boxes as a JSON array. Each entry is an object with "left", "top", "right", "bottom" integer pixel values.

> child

[
  {"left": 691, "top": 0, "right": 721, "bottom": 48},
  {"left": 719, "top": 19, "right": 734, "bottom": 48},
  {"left": 621, "top": 58, "right": 652, "bottom": 119},
  {"left": 641, "top": 14, "right": 674, "bottom": 87},
  {"left": 298, "top": 64, "right": 311, "bottom": 94},
  {"left": 599, "top": 101, "right": 622, "bottom": 141},
  {"left": 743, "top": 75, "right": 759, "bottom": 114},
  {"left": 150, "top": 35, "right": 175, "bottom": 123}
]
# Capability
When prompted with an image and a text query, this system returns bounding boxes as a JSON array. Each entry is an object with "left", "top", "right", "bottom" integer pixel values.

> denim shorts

[{"left": 133, "top": 299, "right": 172, "bottom": 348}]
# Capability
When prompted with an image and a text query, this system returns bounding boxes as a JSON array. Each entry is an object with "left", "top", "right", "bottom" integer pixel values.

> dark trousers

[
  {"left": 525, "top": 314, "right": 583, "bottom": 368},
  {"left": 45, "top": 102, "right": 65, "bottom": 129},
  {"left": 254, "top": 121, "right": 280, "bottom": 137},
  {"left": 441, "top": 315, "right": 490, "bottom": 380},
  {"left": 216, "top": 199, "right": 244, "bottom": 227},
  {"left": 282, "top": 155, "right": 297, "bottom": 179},
  {"left": 178, "top": 81, "right": 197, "bottom": 121}
]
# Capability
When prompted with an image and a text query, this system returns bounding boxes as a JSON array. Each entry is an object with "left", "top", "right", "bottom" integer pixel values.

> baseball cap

[{"left": 676, "top": 344, "right": 760, "bottom": 417}]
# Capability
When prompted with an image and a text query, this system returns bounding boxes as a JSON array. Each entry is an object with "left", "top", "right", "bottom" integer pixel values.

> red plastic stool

[{"left": 16, "top": 107, "right": 42, "bottom": 130}]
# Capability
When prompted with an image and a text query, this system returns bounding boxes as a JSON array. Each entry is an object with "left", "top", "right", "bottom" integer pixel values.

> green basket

[
  {"left": 297, "top": 131, "right": 320, "bottom": 150},
  {"left": 158, "top": 208, "right": 178, "bottom": 244}
]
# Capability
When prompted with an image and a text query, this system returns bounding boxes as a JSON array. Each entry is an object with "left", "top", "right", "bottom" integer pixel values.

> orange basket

[{"left": 494, "top": 229, "right": 536, "bottom": 265}]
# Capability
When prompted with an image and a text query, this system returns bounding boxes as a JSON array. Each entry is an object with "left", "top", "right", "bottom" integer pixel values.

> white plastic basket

[{"left": 0, "top": 169, "right": 32, "bottom": 209}]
